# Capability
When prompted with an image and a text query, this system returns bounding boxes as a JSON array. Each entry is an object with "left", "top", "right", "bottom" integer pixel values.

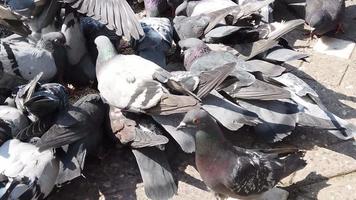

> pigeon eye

[{"left": 193, "top": 118, "right": 200, "bottom": 124}]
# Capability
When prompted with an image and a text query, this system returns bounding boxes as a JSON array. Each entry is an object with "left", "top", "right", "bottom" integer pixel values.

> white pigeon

[
  {"left": 0, "top": 139, "right": 59, "bottom": 200},
  {"left": 95, "top": 35, "right": 234, "bottom": 115}
]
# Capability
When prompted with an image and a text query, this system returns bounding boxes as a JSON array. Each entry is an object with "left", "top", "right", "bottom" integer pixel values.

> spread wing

[{"left": 64, "top": 0, "right": 144, "bottom": 40}]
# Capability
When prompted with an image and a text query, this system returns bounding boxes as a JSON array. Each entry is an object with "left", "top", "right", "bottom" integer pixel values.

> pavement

[{"left": 48, "top": 1, "right": 356, "bottom": 200}]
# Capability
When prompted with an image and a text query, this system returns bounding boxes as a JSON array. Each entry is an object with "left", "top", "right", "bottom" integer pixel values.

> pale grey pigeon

[
  {"left": 95, "top": 35, "right": 234, "bottom": 115},
  {"left": 0, "top": 32, "right": 67, "bottom": 82},
  {"left": 0, "top": 139, "right": 59, "bottom": 200}
]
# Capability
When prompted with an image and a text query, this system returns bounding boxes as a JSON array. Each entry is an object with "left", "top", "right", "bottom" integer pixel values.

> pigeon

[
  {"left": 0, "top": 0, "right": 144, "bottom": 40},
  {"left": 61, "top": 12, "right": 96, "bottom": 86},
  {"left": 177, "top": 108, "right": 306, "bottom": 200},
  {"left": 95, "top": 35, "right": 234, "bottom": 115},
  {"left": 134, "top": 17, "right": 173, "bottom": 68},
  {"left": 13, "top": 73, "right": 68, "bottom": 122},
  {"left": 179, "top": 38, "right": 291, "bottom": 101},
  {"left": 108, "top": 107, "right": 177, "bottom": 200},
  {"left": 305, "top": 0, "right": 345, "bottom": 36},
  {"left": 0, "top": 32, "right": 67, "bottom": 82},
  {"left": 173, "top": 1, "right": 276, "bottom": 40},
  {"left": 0, "top": 139, "right": 59, "bottom": 200},
  {"left": 0, "top": 0, "right": 59, "bottom": 38}
]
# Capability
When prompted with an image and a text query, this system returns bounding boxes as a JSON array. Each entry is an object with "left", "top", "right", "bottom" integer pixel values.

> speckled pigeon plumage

[{"left": 177, "top": 108, "right": 306, "bottom": 199}]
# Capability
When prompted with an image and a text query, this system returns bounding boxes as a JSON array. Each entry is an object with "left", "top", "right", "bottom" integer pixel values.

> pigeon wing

[{"left": 64, "top": 0, "right": 144, "bottom": 40}]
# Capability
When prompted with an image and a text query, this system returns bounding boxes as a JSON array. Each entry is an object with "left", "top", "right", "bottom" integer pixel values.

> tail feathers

[
  {"left": 273, "top": 151, "right": 306, "bottom": 181},
  {"left": 132, "top": 148, "right": 177, "bottom": 200},
  {"left": 292, "top": 93, "right": 356, "bottom": 140},
  {"left": 196, "top": 62, "right": 235, "bottom": 99},
  {"left": 298, "top": 112, "right": 356, "bottom": 140}
]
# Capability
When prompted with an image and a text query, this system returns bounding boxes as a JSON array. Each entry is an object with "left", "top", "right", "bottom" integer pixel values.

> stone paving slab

[
  {"left": 280, "top": 140, "right": 356, "bottom": 186},
  {"left": 289, "top": 172, "right": 356, "bottom": 200}
]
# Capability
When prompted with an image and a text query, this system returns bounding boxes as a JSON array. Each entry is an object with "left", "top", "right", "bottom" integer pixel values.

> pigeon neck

[
  {"left": 195, "top": 124, "right": 227, "bottom": 157},
  {"left": 96, "top": 42, "right": 118, "bottom": 68}
]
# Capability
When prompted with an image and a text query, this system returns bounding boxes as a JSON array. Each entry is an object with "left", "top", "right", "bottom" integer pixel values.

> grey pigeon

[
  {"left": 0, "top": 0, "right": 144, "bottom": 40},
  {"left": 95, "top": 35, "right": 234, "bottom": 115},
  {"left": 179, "top": 38, "right": 291, "bottom": 101},
  {"left": 0, "top": 32, "right": 67, "bottom": 82},
  {"left": 0, "top": 0, "right": 59, "bottom": 38},
  {"left": 134, "top": 17, "right": 173, "bottom": 68},
  {"left": 305, "top": 0, "right": 345, "bottom": 36},
  {"left": 0, "top": 139, "right": 59, "bottom": 200},
  {"left": 174, "top": 0, "right": 275, "bottom": 40},
  {"left": 177, "top": 108, "right": 306, "bottom": 199},
  {"left": 232, "top": 19, "right": 305, "bottom": 60},
  {"left": 108, "top": 107, "right": 177, "bottom": 200}
]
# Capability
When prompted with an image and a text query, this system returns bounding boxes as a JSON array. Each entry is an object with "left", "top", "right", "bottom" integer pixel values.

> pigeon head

[
  {"left": 37, "top": 32, "right": 67, "bottom": 52},
  {"left": 177, "top": 108, "right": 213, "bottom": 129},
  {"left": 179, "top": 38, "right": 211, "bottom": 70},
  {"left": 94, "top": 35, "right": 118, "bottom": 67}
]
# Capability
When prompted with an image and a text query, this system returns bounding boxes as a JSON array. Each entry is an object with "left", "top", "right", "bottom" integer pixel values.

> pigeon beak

[{"left": 176, "top": 122, "right": 187, "bottom": 130}]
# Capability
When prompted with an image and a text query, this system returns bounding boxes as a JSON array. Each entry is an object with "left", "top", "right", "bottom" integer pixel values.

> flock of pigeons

[{"left": 0, "top": 0, "right": 351, "bottom": 200}]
